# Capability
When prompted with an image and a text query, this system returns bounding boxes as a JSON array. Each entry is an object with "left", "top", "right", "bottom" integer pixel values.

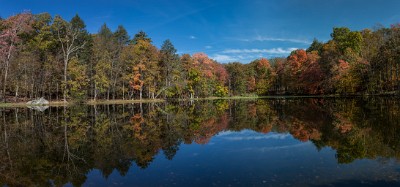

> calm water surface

[{"left": 1, "top": 98, "right": 400, "bottom": 186}]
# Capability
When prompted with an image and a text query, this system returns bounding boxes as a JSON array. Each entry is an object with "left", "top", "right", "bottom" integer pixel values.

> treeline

[
  {"left": 228, "top": 25, "right": 400, "bottom": 95},
  {"left": 1, "top": 12, "right": 400, "bottom": 102}
]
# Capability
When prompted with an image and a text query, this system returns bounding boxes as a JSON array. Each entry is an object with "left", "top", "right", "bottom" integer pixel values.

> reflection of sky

[
  {"left": 82, "top": 130, "right": 400, "bottom": 187},
  {"left": 217, "top": 130, "right": 290, "bottom": 140},
  {"left": 214, "top": 130, "right": 308, "bottom": 152}
]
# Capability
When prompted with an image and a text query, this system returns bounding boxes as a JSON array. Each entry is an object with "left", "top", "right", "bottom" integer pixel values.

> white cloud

[
  {"left": 189, "top": 35, "right": 197, "bottom": 39},
  {"left": 211, "top": 54, "right": 237, "bottom": 62},
  {"left": 222, "top": 133, "right": 291, "bottom": 141},
  {"left": 256, "top": 37, "right": 311, "bottom": 44},
  {"left": 236, "top": 36, "right": 311, "bottom": 44},
  {"left": 205, "top": 45, "right": 213, "bottom": 49},
  {"left": 209, "top": 47, "right": 301, "bottom": 63},
  {"left": 238, "top": 142, "right": 311, "bottom": 152},
  {"left": 237, "top": 55, "right": 245, "bottom": 59},
  {"left": 222, "top": 47, "right": 298, "bottom": 54},
  {"left": 217, "top": 130, "right": 250, "bottom": 136}
]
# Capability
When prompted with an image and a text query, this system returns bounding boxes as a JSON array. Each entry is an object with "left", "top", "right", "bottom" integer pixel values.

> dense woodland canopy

[{"left": 1, "top": 12, "right": 400, "bottom": 102}]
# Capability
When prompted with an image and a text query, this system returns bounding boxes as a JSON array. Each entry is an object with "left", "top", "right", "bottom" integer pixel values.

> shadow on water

[{"left": 0, "top": 97, "right": 400, "bottom": 186}]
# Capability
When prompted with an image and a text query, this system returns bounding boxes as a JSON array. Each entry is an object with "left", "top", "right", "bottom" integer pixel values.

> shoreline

[
  {"left": 0, "top": 94, "right": 398, "bottom": 108},
  {"left": 0, "top": 99, "right": 166, "bottom": 108}
]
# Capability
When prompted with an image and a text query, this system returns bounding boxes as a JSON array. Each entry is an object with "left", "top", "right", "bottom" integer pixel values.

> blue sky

[{"left": 1, "top": 0, "right": 399, "bottom": 63}]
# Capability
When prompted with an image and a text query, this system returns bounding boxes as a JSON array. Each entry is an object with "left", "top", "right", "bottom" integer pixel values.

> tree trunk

[
  {"left": 107, "top": 88, "right": 110, "bottom": 100},
  {"left": 2, "top": 67, "right": 8, "bottom": 102},
  {"left": 94, "top": 82, "right": 97, "bottom": 101},
  {"left": 2, "top": 43, "right": 14, "bottom": 102},
  {"left": 57, "top": 83, "right": 59, "bottom": 101},
  {"left": 122, "top": 84, "right": 125, "bottom": 100},
  {"left": 139, "top": 87, "right": 142, "bottom": 100},
  {"left": 49, "top": 82, "right": 52, "bottom": 101},
  {"left": 63, "top": 58, "right": 68, "bottom": 102},
  {"left": 30, "top": 83, "right": 34, "bottom": 99},
  {"left": 112, "top": 82, "right": 116, "bottom": 100},
  {"left": 15, "top": 85, "right": 18, "bottom": 102}
]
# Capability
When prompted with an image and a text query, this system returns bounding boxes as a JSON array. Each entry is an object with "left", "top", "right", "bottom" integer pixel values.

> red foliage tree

[
  {"left": 0, "top": 12, "right": 33, "bottom": 100},
  {"left": 129, "top": 64, "right": 145, "bottom": 99},
  {"left": 285, "top": 49, "right": 308, "bottom": 93},
  {"left": 298, "top": 51, "right": 324, "bottom": 94},
  {"left": 283, "top": 49, "right": 325, "bottom": 94}
]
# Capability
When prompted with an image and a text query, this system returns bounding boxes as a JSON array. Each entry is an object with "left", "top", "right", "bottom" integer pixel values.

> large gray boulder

[{"left": 26, "top": 97, "right": 49, "bottom": 105}]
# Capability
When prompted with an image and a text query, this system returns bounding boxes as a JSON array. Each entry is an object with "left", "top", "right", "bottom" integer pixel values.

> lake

[{"left": 1, "top": 98, "right": 400, "bottom": 186}]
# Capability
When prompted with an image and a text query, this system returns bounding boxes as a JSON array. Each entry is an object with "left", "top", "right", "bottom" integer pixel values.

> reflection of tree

[
  {"left": 0, "top": 107, "right": 92, "bottom": 186},
  {"left": 131, "top": 113, "right": 145, "bottom": 141},
  {"left": 304, "top": 98, "right": 400, "bottom": 164},
  {"left": 1, "top": 98, "right": 400, "bottom": 186},
  {"left": 289, "top": 119, "right": 321, "bottom": 142}
]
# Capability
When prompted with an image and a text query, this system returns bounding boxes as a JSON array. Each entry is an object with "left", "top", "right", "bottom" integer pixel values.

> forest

[{"left": 1, "top": 12, "right": 400, "bottom": 102}]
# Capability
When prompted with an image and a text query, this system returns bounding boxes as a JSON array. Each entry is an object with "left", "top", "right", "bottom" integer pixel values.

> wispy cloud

[
  {"left": 222, "top": 48, "right": 298, "bottom": 54},
  {"left": 237, "top": 142, "right": 311, "bottom": 153},
  {"left": 211, "top": 54, "right": 238, "bottom": 62},
  {"left": 210, "top": 47, "right": 298, "bottom": 63},
  {"left": 217, "top": 130, "right": 251, "bottom": 136},
  {"left": 189, "top": 35, "right": 197, "bottom": 39},
  {"left": 235, "top": 36, "right": 311, "bottom": 44},
  {"left": 256, "top": 37, "right": 311, "bottom": 44},
  {"left": 205, "top": 45, "right": 213, "bottom": 49},
  {"left": 179, "top": 47, "right": 298, "bottom": 63},
  {"left": 222, "top": 133, "right": 291, "bottom": 141}
]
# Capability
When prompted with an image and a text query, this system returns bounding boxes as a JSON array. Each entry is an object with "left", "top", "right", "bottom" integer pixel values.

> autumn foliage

[{"left": 1, "top": 12, "right": 400, "bottom": 102}]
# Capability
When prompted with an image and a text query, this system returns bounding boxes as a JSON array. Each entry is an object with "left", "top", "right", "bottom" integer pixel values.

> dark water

[{"left": 1, "top": 98, "right": 400, "bottom": 186}]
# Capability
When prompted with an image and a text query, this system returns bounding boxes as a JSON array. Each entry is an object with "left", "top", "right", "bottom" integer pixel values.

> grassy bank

[
  {"left": 86, "top": 99, "right": 165, "bottom": 105},
  {"left": 1, "top": 94, "right": 398, "bottom": 108},
  {"left": 0, "top": 101, "right": 68, "bottom": 108},
  {"left": 0, "top": 99, "right": 166, "bottom": 108}
]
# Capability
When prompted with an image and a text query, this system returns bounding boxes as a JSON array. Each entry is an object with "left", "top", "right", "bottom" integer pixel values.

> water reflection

[{"left": 0, "top": 98, "right": 400, "bottom": 186}]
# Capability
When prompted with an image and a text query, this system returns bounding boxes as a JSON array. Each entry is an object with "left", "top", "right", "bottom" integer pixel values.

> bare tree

[{"left": 53, "top": 15, "right": 86, "bottom": 102}]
